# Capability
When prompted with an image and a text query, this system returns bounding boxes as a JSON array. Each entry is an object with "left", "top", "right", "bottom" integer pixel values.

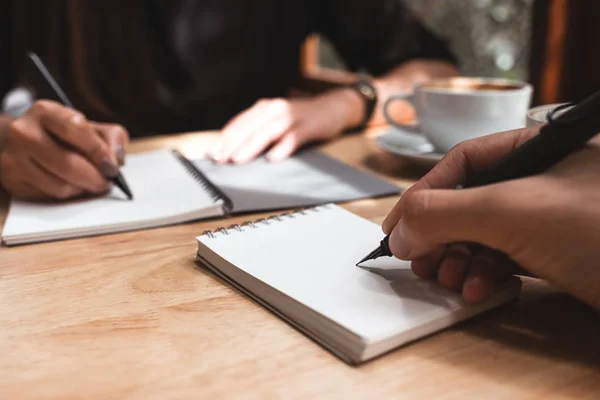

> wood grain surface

[{"left": 1, "top": 129, "right": 598, "bottom": 400}]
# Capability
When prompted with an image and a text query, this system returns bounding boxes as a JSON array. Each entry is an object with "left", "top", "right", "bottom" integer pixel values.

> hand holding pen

[
  {"left": 360, "top": 89, "right": 600, "bottom": 309},
  {"left": 0, "top": 53, "right": 131, "bottom": 200}
]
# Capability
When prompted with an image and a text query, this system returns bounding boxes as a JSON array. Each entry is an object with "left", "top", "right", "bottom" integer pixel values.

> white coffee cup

[
  {"left": 526, "top": 103, "right": 571, "bottom": 127},
  {"left": 383, "top": 77, "right": 533, "bottom": 153}
]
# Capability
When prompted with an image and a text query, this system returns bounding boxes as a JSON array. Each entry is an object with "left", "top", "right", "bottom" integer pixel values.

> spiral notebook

[
  {"left": 1, "top": 148, "right": 399, "bottom": 245},
  {"left": 195, "top": 204, "right": 523, "bottom": 364}
]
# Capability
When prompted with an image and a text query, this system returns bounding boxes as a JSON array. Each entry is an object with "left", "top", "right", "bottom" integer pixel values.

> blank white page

[
  {"left": 197, "top": 204, "right": 521, "bottom": 346},
  {"left": 2, "top": 149, "right": 223, "bottom": 245}
]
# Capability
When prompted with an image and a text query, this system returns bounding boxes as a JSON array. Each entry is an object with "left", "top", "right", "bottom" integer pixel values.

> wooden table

[{"left": 1, "top": 130, "right": 599, "bottom": 400}]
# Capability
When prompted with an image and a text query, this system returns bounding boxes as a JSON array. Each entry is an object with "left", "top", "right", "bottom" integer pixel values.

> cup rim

[
  {"left": 414, "top": 77, "right": 533, "bottom": 96},
  {"left": 527, "top": 102, "right": 572, "bottom": 122}
]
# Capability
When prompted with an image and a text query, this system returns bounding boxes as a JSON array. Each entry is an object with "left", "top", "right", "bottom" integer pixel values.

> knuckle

[
  {"left": 111, "top": 124, "right": 130, "bottom": 141},
  {"left": 8, "top": 119, "right": 29, "bottom": 138},
  {"left": 271, "top": 98, "right": 290, "bottom": 112},
  {"left": 30, "top": 99, "right": 54, "bottom": 115},
  {"left": 445, "top": 141, "right": 469, "bottom": 163},
  {"left": 88, "top": 140, "right": 107, "bottom": 160},
  {"left": 401, "top": 190, "right": 430, "bottom": 226},
  {"left": 61, "top": 152, "right": 81, "bottom": 172},
  {"left": 51, "top": 183, "right": 76, "bottom": 200}
]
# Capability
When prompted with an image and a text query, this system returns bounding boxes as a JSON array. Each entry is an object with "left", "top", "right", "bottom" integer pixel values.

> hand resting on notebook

[
  {"left": 382, "top": 125, "right": 600, "bottom": 311},
  {"left": 0, "top": 100, "right": 129, "bottom": 200},
  {"left": 209, "top": 90, "right": 363, "bottom": 164}
]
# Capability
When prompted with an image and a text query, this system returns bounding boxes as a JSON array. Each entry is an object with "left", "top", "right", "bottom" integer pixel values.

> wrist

[{"left": 317, "top": 88, "right": 365, "bottom": 132}]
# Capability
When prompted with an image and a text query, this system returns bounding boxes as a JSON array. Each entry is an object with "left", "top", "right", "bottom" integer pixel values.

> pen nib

[
  {"left": 356, "top": 247, "right": 385, "bottom": 266},
  {"left": 112, "top": 173, "right": 134, "bottom": 200}
]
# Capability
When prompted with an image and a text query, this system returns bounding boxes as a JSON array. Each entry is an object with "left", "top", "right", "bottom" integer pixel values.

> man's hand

[
  {"left": 209, "top": 88, "right": 364, "bottom": 164},
  {"left": 0, "top": 100, "right": 129, "bottom": 200},
  {"left": 383, "top": 126, "right": 600, "bottom": 310}
]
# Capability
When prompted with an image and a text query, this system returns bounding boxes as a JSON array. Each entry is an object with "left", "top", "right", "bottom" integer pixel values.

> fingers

[
  {"left": 410, "top": 245, "right": 445, "bottom": 280},
  {"left": 0, "top": 154, "right": 84, "bottom": 200},
  {"left": 382, "top": 194, "right": 405, "bottom": 235},
  {"left": 92, "top": 122, "right": 129, "bottom": 166},
  {"left": 382, "top": 126, "right": 540, "bottom": 234},
  {"left": 23, "top": 158, "right": 84, "bottom": 200},
  {"left": 28, "top": 100, "right": 119, "bottom": 176},
  {"left": 461, "top": 248, "right": 518, "bottom": 303},
  {"left": 388, "top": 186, "right": 507, "bottom": 260},
  {"left": 436, "top": 244, "right": 471, "bottom": 292},
  {"left": 8, "top": 117, "right": 110, "bottom": 194},
  {"left": 228, "top": 112, "right": 294, "bottom": 163},
  {"left": 265, "top": 130, "right": 306, "bottom": 161},
  {"left": 212, "top": 100, "right": 279, "bottom": 163},
  {"left": 410, "top": 244, "right": 519, "bottom": 304}
]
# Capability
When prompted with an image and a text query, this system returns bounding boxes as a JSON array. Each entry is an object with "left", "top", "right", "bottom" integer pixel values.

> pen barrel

[{"left": 462, "top": 96, "right": 600, "bottom": 189}]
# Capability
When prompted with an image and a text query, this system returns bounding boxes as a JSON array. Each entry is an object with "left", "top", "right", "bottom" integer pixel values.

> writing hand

[
  {"left": 0, "top": 100, "right": 129, "bottom": 200},
  {"left": 382, "top": 126, "right": 600, "bottom": 309}
]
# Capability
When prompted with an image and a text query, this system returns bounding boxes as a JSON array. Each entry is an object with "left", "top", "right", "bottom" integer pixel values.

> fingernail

[
  {"left": 388, "top": 220, "right": 412, "bottom": 259},
  {"left": 115, "top": 145, "right": 125, "bottom": 165},
  {"left": 99, "top": 158, "right": 119, "bottom": 178}
]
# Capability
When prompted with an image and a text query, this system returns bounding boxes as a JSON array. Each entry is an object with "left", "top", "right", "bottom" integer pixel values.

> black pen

[
  {"left": 357, "top": 87, "right": 600, "bottom": 265},
  {"left": 27, "top": 52, "right": 133, "bottom": 200}
]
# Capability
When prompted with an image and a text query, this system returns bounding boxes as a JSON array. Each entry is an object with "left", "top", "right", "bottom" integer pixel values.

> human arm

[
  {"left": 0, "top": 101, "right": 129, "bottom": 200},
  {"left": 210, "top": 0, "right": 459, "bottom": 164},
  {"left": 382, "top": 126, "right": 600, "bottom": 310}
]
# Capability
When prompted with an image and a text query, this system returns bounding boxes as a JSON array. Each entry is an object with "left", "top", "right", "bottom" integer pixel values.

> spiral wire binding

[
  {"left": 201, "top": 204, "right": 331, "bottom": 238},
  {"left": 172, "top": 150, "right": 234, "bottom": 213}
]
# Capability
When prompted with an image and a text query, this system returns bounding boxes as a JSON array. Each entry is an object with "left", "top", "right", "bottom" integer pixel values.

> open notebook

[
  {"left": 196, "top": 204, "right": 522, "bottom": 364},
  {"left": 1, "top": 148, "right": 399, "bottom": 245}
]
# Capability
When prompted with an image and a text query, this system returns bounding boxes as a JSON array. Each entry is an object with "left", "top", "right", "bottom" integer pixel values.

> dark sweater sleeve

[
  {"left": 315, "top": 0, "right": 457, "bottom": 76},
  {"left": 0, "top": 2, "right": 16, "bottom": 101}
]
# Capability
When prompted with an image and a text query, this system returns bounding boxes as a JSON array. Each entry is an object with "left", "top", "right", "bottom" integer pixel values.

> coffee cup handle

[{"left": 383, "top": 93, "right": 420, "bottom": 134}]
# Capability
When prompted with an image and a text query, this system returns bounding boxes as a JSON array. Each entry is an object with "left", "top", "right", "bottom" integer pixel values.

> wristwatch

[{"left": 345, "top": 78, "right": 378, "bottom": 132}]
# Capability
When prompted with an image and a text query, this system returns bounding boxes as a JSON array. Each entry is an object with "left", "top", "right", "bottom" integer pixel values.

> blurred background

[
  {"left": 319, "top": 0, "right": 533, "bottom": 81},
  {"left": 302, "top": 0, "right": 600, "bottom": 109}
]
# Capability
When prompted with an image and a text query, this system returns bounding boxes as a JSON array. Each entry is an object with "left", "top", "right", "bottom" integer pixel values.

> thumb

[
  {"left": 389, "top": 186, "right": 507, "bottom": 260},
  {"left": 92, "top": 123, "right": 129, "bottom": 166}
]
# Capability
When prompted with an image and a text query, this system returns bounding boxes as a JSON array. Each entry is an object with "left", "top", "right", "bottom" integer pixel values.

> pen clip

[
  {"left": 545, "top": 86, "right": 600, "bottom": 127},
  {"left": 546, "top": 101, "right": 578, "bottom": 125}
]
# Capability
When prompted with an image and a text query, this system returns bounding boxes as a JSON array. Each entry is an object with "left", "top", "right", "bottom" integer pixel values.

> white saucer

[{"left": 376, "top": 128, "right": 445, "bottom": 168}]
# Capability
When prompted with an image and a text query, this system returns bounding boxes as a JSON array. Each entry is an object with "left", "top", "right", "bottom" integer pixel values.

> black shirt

[{"left": 0, "top": 0, "right": 456, "bottom": 136}]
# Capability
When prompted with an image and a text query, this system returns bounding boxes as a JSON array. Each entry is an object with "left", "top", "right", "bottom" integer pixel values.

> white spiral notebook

[
  {"left": 195, "top": 204, "right": 522, "bottom": 364},
  {"left": 1, "top": 148, "right": 399, "bottom": 245}
]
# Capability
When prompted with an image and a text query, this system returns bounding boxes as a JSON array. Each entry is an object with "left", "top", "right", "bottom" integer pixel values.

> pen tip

[{"left": 356, "top": 247, "right": 384, "bottom": 266}]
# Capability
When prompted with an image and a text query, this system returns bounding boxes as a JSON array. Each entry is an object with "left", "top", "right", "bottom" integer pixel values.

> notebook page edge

[
  {"left": 360, "top": 278, "right": 523, "bottom": 361},
  {"left": 3, "top": 202, "right": 225, "bottom": 246},
  {"left": 195, "top": 250, "right": 362, "bottom": 365},
  {"left": 1, "top": 149, "right": 225, "bottom": 244}
]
